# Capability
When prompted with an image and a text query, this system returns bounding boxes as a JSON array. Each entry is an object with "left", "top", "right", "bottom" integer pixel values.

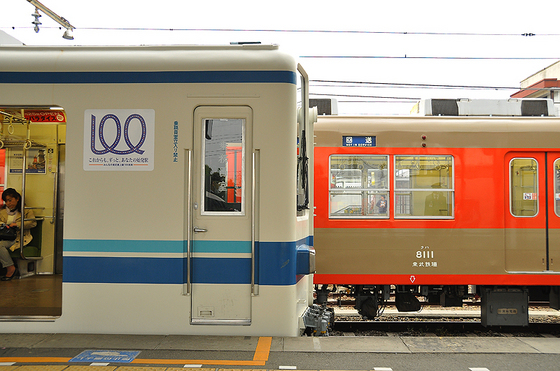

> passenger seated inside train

[
  {"left": 205, "top": 171, "right": 240, "bottom": 212},
  {"left": 0, "top": 188, "right": 37, "bottom": 281},
  {"left": 424, "top": 183, "right": 448, "bottom": 216}
]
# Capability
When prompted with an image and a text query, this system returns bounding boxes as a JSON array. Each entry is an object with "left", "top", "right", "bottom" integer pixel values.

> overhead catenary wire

[
  {"left": 311, "top": 92, "right": 421, "bottom": 101},
  {"left": 337, "top": 100, "right": 420, "bottom": 104},
  {"left": 77, "top": 28, "right": 554, "bottom": 37},
  {"left": 4, "top": 27, "right": 558, "bottom": 61},
  {"left": 309, "top": 79, "right": 551, "bottom": 103},
  {"left": 310, "top": 80, "right": 522, "bottom": 90},
  {"left": 301, "top": 55, "right": 560, "bottom": 60},
  {"left": 4, "top": 26, "right": 560, "bottom": 38}
]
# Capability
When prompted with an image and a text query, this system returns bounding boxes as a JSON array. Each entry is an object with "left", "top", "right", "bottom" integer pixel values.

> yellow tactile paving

[
  {"left": 11, "top": 367, "right": 67, "bottom": 371},
  {"left": 0, "top": 360, "right": 71, "bottom": 365},
  {"left": 131, "top": 359, "right": 262, "bottom": 366},
  {"left": 113, "top": 367, "right": 170, "bottom": 371},
  {"left": 0, "top": 369, "right": 278, "bottom": 371},
  {"left": 252, "top": 337, "right": 272, "bottom": 362}
]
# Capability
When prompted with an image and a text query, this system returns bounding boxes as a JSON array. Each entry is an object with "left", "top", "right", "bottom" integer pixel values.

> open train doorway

[{"left": 0, "top": 107, "right": 65, "bottom": 318}]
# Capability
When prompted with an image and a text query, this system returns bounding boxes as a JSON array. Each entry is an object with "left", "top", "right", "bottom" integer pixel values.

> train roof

[{"left": 0, "top": 44, "right": 296, "bottom": 73}]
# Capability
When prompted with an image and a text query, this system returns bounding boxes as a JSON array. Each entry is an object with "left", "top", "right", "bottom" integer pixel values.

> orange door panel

[
  {"left": 505, "top": 152, "right": 546, "bottom": 272},
  {"left": 505, "top": 152, "right": 560, "bottom": 272},
  {"left": 547, "top": 153, "right": 560, "bottom": 271}
]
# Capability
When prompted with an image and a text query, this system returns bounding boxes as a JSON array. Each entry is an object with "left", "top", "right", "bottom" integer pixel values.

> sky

[{"left": 2, "top": 0, "right": 560, "bottom": 115}]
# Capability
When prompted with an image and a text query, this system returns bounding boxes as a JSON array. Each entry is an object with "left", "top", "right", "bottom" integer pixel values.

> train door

[
  {"left": 548, "top": 153, "right": 560, "bottom": 272},
  {"left": 189, "top": 106, "right": 253, "bottom": 325},
  {"left": 0, "top": 107, "right": 64, "bottom": 317},
  {"left": 505, "top": 152, "right": 560, "bottom": 272}
]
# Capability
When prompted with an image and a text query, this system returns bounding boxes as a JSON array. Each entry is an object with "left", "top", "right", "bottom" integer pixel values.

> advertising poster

[
  {"left": 83, "top": 109, "right": 155, "bottom": 171},
  {"left": 9, "top": 149, "right": 46, "bottom": 174}
]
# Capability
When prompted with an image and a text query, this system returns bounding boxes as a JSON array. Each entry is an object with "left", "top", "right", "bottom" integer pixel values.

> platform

[{"left": 1, "top": 333, "right": 560, "bottom": 368}]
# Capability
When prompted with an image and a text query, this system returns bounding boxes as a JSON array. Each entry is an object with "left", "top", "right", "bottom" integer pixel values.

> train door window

[
  {"left": 329, "top": 155, "right": 389, "bottom": 218},
  {"left": 202, "top": 118, "right": 244, "bottom": 214},
  {"left": 510, "top": 158, "right": 538, "bottom": 217},
  {"left": 296, "top": 66, "right": 310, "bottom": 215},
  {"left": 394, "top": 155, "right": 454, "bottom": 219}
]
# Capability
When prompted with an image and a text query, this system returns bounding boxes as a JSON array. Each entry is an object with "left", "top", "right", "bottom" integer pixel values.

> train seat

[{"left": 9, "top": 219, "right": 43, "bottom": 278}]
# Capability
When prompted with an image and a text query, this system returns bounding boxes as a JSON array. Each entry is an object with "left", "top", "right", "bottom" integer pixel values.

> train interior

[{"left": 0, "top": 107, "right": 64, "bottom": 318}]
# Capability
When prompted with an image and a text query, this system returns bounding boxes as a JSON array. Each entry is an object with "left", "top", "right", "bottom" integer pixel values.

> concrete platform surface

[
  {"left": 0, "top": 333, "right": 559, "bottom": 354},
  {"left": 2, "top": 334, "right": 560, "bottom": 371}
]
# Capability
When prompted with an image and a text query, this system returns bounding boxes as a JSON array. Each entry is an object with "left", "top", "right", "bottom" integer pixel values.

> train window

[
  {"left": 394, "top": 155, "right": 454, "bottom": 219},
  {"left": 296, "top": 65, "right": 310, "bottom": 215},
  {"left": 510, "top": 158, "right": 538, "bottom": 217},
  {"left": 203, "top": 118, "right": 244, "bottom": 214},
  {"left": 329, "top": 155, "right": 389, "bottom": 218}
]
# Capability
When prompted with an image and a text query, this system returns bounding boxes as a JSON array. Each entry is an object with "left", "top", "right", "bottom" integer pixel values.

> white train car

[{"left": 0, "top": 44, "right": 315, "bottom": 336}]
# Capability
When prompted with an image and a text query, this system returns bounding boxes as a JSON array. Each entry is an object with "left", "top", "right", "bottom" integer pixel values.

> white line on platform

[
  {"left": 183, "top": 365, "right": 202, "bottom": 368},
  {"left": 90, "top": 363, "right": 110, "bottom": 366},
  {"left": 279, "top": 366, "right": 297, "bottom": 370},
  {"left": 373, "top": 368, "right": 393, "bottom": 371},
  {"left": 313, "top": 337, "right": 321, "bottom": 350},
  {"left": 469, "top": 368, "right": 490, "bottom": 371}
]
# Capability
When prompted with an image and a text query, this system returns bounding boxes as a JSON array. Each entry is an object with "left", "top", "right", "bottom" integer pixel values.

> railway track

[
  {"left": 326, "top": 301, "right": 560, "bottom": 336},
  {"left": 332, "top": 320, "right": 560, "bottom": 337},
  {"left": 326, "top": 298, "right": 553, "bottom": 308}
]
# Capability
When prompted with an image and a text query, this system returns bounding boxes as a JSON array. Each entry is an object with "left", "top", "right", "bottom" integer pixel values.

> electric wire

[
  {"left": 301, "top": 55, "right": 560, "bottom": 60},
  {"left": 4, "top": 27, "right": 558, "bottom": 61},
  {"left": 309, "top": 80, "right": 548, "bottom": 102},
  {"left": 310, "top": 80, "right": 521, "bottom": 90},
  {"left": 311, "top": 92, "right": 421, "bottom": 101},
  {"left": 5, "top": 26, "right": 559, "bottom": 37}
]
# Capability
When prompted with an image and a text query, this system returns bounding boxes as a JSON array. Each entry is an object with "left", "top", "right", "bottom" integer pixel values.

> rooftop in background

[{"left": 512, "top": 60, "right": 560, "bottom": 101}]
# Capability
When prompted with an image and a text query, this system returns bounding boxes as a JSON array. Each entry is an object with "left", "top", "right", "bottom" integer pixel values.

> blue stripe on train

[
  {"left": 64, "top": 239, "right": 183, "bottom": 253},
  {"left": 0, "top": 70, "right": 297, "bottom": 85},
  {"left": 62, "top": 237, "right": 312, "bottom": 285},
  {"left": 63, "top": 256, "right": 252, "bottom": 284},
  {"left": 63, "top": 239, "right": 252, "bottom": 254}
]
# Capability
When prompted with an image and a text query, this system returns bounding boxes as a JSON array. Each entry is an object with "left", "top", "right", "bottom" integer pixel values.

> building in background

[{"left": 511, "top": 60, "right": 560, "bottom": 115}]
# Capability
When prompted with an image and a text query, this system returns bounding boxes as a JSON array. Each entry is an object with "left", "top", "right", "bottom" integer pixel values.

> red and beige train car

[{"left": 313, "top": 99, "right": 560, "bottom": 326}]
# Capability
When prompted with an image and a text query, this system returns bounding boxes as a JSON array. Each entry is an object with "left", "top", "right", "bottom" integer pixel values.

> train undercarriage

[{"left": 314, "top": 284, "right": 560, "bottom": 328}]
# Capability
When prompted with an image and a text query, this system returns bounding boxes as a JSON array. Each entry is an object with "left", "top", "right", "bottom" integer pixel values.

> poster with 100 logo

[{"left": 83, "top": 109, "right": 155, "bottom": 171}]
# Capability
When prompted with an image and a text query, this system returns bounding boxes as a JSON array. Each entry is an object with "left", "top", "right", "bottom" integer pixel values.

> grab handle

[
  {"left": 251, "top": 150, "right": 260, "bottom": 296},
  {"left": 184, "top": 149, "right": 193, "bottom": 295}
]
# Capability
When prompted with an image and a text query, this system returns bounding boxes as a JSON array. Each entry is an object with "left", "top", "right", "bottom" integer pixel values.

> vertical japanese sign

[
  {"left": 173, "top": 121, "right": 179, "bottom": 163},
  {"left": 84, "top": 109, "right": 155, "bottom": 171}
]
